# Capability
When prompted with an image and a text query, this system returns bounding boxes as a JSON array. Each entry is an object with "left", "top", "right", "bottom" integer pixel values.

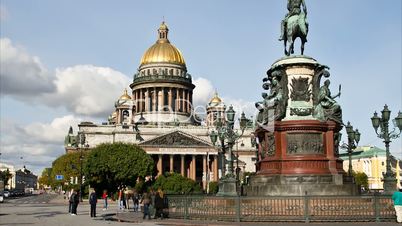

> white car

[
  {"left": 0, "top": 194, "right": 3, "bottom": 203},
  {"left": 3, "top": 191, "right": 10, "bottom": 198}
]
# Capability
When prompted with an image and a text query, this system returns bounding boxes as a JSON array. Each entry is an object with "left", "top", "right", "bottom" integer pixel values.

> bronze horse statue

[{"left": 283, "top": 12, "right": 308, "bottom": 56}]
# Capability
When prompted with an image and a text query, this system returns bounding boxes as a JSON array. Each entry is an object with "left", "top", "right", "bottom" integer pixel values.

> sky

[{"left": 0, "top": 0, "right": 401, "bottom": 176}]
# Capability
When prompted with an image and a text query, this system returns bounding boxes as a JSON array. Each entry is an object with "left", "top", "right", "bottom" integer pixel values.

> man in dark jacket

[
  {"left": 71, "top": 190, "right": 79, "bottom": 215},
  {"left": 89, "top": 189, "right": 97, "bottom": 217}
]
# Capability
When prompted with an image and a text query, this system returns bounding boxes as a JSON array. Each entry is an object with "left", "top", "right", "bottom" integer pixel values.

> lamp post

[
  {"left": 78, "top": 132, "right": 86, "bottom": 202},
  {"left": 209, "top": 106, "right": 248, "bottom": 196},
  {"left": 340, "top": 122, "right": 360, "bottom": 177},
  {"left": 371, "top": 104, "right": 402, "bottom": 194}
]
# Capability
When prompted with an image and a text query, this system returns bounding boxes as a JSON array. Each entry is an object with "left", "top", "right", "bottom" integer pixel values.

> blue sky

[{"left": 0, "top": 0, "right": 401, "bottom": 175}]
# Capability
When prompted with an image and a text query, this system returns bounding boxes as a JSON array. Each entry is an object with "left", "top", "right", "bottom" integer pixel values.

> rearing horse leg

[{"left": 301, "top": 40, "right": 305, "bottom": 55}]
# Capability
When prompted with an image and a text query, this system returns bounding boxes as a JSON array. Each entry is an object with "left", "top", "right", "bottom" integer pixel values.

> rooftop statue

[{"left": 279, "top": 0, "right": 309, "bottom": 56}]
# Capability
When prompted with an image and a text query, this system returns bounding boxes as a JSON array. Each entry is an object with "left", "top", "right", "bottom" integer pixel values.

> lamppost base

[
  {"left": 383, "top": 176, "right": 397, "bottom": 195},
  {"left": 216, "top": 175, "right": 238, "bottom": 196}
]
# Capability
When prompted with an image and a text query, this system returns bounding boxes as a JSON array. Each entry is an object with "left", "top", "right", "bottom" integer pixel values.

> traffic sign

[{"left": 55, "top": 175, "right": 64, "bottom": 180}]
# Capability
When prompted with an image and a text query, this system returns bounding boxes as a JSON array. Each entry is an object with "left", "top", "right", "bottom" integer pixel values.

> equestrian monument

[{"left": 246, "top": 0, "right": 358, "bottom": 196}]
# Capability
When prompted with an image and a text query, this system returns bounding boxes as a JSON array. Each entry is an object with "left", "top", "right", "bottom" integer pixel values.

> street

[{"left": 0, "top": 194, "right": 401, "bottom": 226}]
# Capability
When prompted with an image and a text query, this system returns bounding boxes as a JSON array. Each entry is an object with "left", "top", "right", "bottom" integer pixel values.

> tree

[
  {"left": 152, "top": 172, "right": 202, "bottom": 194},
  {"left": 51, "top": 151, "right": 88, "bottom": 190},
  {"left": 38, "top": 168, "right": 54, "bottom": 189},
  {"left": 353, "top": 171, "right": 369, "bottom": 191},
  {"left": 83, "top": 142, "right": 154, "bottom": 194},
  {"left": 0, "top": 168, "right": 12, "bottom": 186}
]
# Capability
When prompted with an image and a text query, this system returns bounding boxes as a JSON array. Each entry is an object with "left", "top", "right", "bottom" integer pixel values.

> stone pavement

[{"left": 114, "top": 211, "right": 402, "bottom": 226}]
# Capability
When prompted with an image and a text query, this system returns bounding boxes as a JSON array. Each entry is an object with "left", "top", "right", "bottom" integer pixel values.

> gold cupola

[
  {"left": 119, "top": 88, "right": 131, "bottom": 100},
  {"left": 140, "top": 22, "right": 186, "bottom": 66},
  {"left": 209, "top": 92, "right": 222, "bottom": 104}
]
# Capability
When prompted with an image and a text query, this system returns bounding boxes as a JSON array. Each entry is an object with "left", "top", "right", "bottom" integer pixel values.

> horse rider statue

[
  {"left": 279, "top": 0, "right": 307, "bottom": 41},
  {"left": 279, "top": 0, "right": 309, "bottom": 56}
]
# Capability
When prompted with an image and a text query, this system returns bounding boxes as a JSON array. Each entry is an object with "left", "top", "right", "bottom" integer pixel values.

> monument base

[
  {"left": 245, "top": 174, "right": 358, "bottom": 196},
  {"left": 216, "top": 176, "right": 238, "bottom": 196}
]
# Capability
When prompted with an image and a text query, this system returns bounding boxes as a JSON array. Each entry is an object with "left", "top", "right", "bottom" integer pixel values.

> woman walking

[{"left": 102, "top": 190, "right": 108, "bottom": 210}]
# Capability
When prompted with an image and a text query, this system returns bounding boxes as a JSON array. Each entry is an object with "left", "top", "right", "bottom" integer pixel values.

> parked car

[
  {"left": 0, "top": 192, "right": 3, "bottom": 203},
  {"left": 3, "top": 191, "right": 10, "bottom": 198}
]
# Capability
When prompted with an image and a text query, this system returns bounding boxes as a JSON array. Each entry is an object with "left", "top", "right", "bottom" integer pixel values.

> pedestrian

[
  {"left": 89, "top": 189, "right": 97, "bottom": 218},
  {"left": 392, "top": 188, "right": 402, "bottom": 223},
  {"left": 117, "top": 187, "right": 123, "bottom": 211},
  {"left": 71, "top": 190, "right": 79, "bottom": 215},
  {"left": 102, "top": 190, "right": 108, "bottom": 210},
  {"left": 141, "top": 192, "right": 152, "bottom": 220},
  {"left": 154, "top": 188, "right": 164, "bottom": 220},
  {"left": 68, "top": 189, "right": 74, "bottom": 213},
  {"left": 132, "top": 189, "right": 140, "bottom": 212}
]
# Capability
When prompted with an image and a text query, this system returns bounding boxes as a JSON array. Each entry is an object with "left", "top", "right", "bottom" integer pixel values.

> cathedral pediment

[{"left": 140, "top": 130, "right": 212, "bottom": 147}]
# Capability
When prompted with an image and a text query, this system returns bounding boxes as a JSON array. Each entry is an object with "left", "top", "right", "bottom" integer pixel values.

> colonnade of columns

[
  {"left": 133, "top": 87, "right": 192, "bottom": 113},
  {"left": 154, "top": 154, "right": 219, "bottom": 189}
]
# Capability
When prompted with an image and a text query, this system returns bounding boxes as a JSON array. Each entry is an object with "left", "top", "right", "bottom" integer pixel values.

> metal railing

[{"left": 166, "top": 194, "right": 396, "bottom": 222}]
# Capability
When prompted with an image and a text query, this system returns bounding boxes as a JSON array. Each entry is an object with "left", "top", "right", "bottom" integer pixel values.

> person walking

[
  {"left": 102, "top": 190, "right": 108, "bottom": 210},
  {"left": 141, "top": 192, "right": 152, "bottom": 220},
  {"left": 154, "top": 188, "right": 164, "bottom": 220},
  {"left": 132, "top": 189, "right": 140, "bottom": 212},
  {"left": 89, "top": 189, "right": 97, "bottom": 218},
  {"left": 117, "top": 187, "right": 123, "bottom": 211},
  {"left": 68, "top": 189, "right": 74, "bottom": 213},
  {"left": 392, "top": 188, "right": 402, "bottom": 223},
  {"left": 71, "top": 190, "right": 79, "bottom": 215}
]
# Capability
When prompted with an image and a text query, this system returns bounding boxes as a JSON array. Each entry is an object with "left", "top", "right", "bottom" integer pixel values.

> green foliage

[
  {"left": 152, "top": 172, "right": 202, "bottom": 194},
  {"left": 38, "top": 168, "right": 54, "bottom": 189},
  {"left": 51, "top": 151, "right": 88, "bottom": 188},
  {"left": 352, "top": 171, "right": 369, "bottom": 190},
  {"left": 208, "top": 181, "right": 219, "bottom": 194},
  {"left": 0, "top": 168, "right": 12, "bottom": 186},
  {"left": 83, "top": 142, "right": 154, "bottom": 194}
]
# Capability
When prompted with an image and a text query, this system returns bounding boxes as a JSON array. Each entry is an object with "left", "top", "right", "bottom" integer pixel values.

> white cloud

[
  {"left": 0, "top": 38, "right": 55, "bottom": 96},
  {"left": 1, "top": 37, "right": 131, "bottom": 117},
  {"left": 0, "top": 115, "right": 83, "bottom": 175},
  {"left": 45, "top": 65, "right": 130, "bottom": 117},
  {"left": 193, "top": 77, "right": 215, "bottom": 108}
]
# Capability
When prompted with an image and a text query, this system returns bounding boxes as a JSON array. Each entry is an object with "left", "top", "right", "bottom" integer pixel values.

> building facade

[
  {"left": 0, "top": 163, "right": 38, "bottom": 192},
  {"left": 339, "top": 146, "right": 402, "bottom": 190},
  {"left": 65, "top": 22, "right": 257, "bottom": 189}
]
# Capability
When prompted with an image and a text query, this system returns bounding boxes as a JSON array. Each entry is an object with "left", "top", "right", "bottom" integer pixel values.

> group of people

[
  {"left": 66, "top": 187, "right": 168, "bottom": 220},
  {"left": 67, "top": 189, "right": 80, "bottom": 215}
]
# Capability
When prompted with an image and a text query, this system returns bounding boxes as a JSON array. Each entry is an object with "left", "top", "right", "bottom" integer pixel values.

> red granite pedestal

[{"left": 246, "top": 120, "right": 358, "bottom": 196}]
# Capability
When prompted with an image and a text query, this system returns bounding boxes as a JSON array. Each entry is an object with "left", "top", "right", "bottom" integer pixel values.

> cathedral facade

[{"left": 65, "top": 22, "right": 256, "bottom": 189}]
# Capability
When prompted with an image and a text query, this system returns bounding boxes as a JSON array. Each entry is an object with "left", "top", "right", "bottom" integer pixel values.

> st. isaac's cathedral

[{"left": 64, "top": 22, "right": 256, "bottom": 189}]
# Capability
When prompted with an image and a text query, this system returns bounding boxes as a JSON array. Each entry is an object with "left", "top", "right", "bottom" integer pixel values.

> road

[{"left": 0, "top": 194, "right": 400, "bottom": 226}]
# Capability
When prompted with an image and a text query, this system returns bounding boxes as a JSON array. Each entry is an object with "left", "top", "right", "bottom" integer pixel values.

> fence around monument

[{"left": 166, "top": 194, "right": 395, "bottom": 222}]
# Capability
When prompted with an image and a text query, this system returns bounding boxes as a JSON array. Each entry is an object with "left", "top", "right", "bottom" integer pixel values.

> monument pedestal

[
  {"left": 247, "top": 55, "right": 358, "bottom": 196},
  {"left": 216, "top": 176, "right": 238, "bottom": 196}
]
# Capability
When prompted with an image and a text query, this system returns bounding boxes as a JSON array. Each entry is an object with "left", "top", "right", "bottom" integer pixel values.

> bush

[
  {"left": 208, "top": 181, "right": 219, "bottom": 194},
  {"left": 153, "top": 172, "right": 202, "bottom": 194}
]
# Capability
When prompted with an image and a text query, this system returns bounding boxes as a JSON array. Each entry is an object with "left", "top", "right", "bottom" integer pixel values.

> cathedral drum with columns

[{"left": 65, "top": 22, "right": 256, "bottom": 190}]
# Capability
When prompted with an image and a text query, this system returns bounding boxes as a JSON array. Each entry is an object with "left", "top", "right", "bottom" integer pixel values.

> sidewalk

[{"left": 114, "top": 211, "right": 401, "bottom": 226}]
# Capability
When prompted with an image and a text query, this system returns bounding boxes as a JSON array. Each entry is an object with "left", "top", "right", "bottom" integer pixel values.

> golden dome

[
  {"left": 140, "top": 22, "right": 186, "bottom": 66},
  {"left": 119, "top": 88, "right": 131, "bottom": 100},
  {"left": 210, "top": 92, "right": 222, "bottom": 104},
  {"left": 112, "top": 111, "right": 117, "bottom": 118}
]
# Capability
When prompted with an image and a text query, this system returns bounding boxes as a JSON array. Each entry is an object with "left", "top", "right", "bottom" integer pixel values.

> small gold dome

[
  {"left": 140, "top": 22, "right": 186, "bottom": 66},
  {"left": 119, "top": 89, "right": 131, "bottom": 100},
  {"left": 210, "top": 92, "right": 222, "bottom": 104}
]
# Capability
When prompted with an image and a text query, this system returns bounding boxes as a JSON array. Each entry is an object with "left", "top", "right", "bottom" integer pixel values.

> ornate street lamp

[
  {"left": 209, "top": 106, "right": 248, "bottom": 196},
  {"left": 340, "top": 122, "right": 360, "bottom": 176},
  {"left": 371, "top": 105, "right": 402, "bottom": 194},
  {"left": 78, "top": 132, "right": 86, "bottom": 202}
]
